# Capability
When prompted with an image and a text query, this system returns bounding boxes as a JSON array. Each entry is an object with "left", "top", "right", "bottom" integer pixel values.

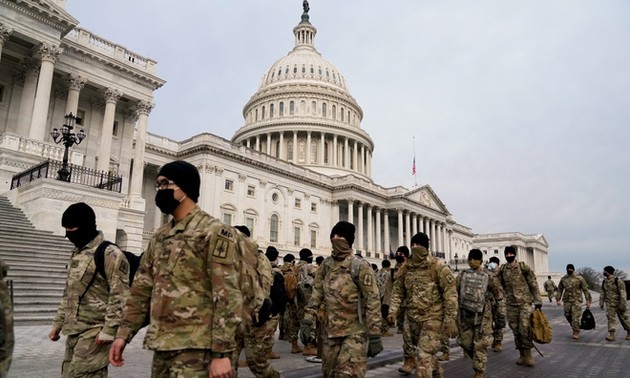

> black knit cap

[
  {"left": 283, "top": 253, "right": 295, "bottom": 263},
  {"left": 396, "top": 245, "right": 410, "bottom": 257},
  {"left": 330, "top": 221, "right": 355, "bottom": 247},
  {"left": 489, "top": 256, "right": 500, "bottom": 264},
  {"left": 410, "top": 232, "right": 430, "bottom": 249},
  {"left": 468, "top": 249, "right": 483, "bottom": 261},
  {"left": 504, "top": 245, "right": 517, "bottom": 255},
  {"left": 604, "top": 266, "right": 615, "bottom": 275},
  {"left": 157, "top": 160, "right": 200, "bottom": 202},
  {"left": 266, "top": 246, "right": 279, "bottom": 262},
  {"left": 235, "top": 225, "right": 251, "bottom": 237},
  {"left": 299, "top": 248, "right": 313, "bottom": 260},
  {"left": 566, "top": 264, "right": 575, "bottom": 271},
  {"left": 61, "top": 202, "right": 96, "bottom": 229}
]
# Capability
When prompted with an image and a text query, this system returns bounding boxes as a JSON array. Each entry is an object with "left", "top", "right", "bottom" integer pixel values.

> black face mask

[
  {"left": 567, "top": 270, "right": 574, "bottom": 275},
  {"left": 395, "top": 255, "right": 405, "bottom": 264},
  {"left": 66, "top": 228, "right": 97, "bottom": 249},
  {"left": 305, "top": 256, "right": 313, "bottom": 264},
  {"left": 155, "top": 189, "right": 181, "bottom": 215},
  {"left": 505, "top": 255, "right": 516, "bottom": 264}
]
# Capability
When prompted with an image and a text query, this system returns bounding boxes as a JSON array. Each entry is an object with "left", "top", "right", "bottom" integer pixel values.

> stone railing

[
  {"left": 64, "top": 27, "right": 157, "bottom": 75},
  {"left": 0, "top": 134, "right": 84, "bottom": 165}
]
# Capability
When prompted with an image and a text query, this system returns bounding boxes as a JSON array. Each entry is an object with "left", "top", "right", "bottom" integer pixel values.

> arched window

[
  {"left": 255, "top": 109, "right": 259, "bottom": 121},
  {"left": 270, "top": 214, "right": 279, "bottom": 242},
  {"left": 289, "top": 101, "right": 295, "bottom": 115},
  {"left": 311, "top": 101, "right": 317, "bottom": 115},
  {"left": 270, "top": 103, "right": 274, "bottom": 117},
  {"left": 322, "top": 103, "right": 327, "bottom": 117},
  {"left": 279, "top": 102, "right": 284, "bottom": 116},
  {"left": 262, "top": 106, "right": 266, "bottom": 120},
  {"left": 332, "top": 105, "right": 336, "bottom": 120},
  {"left": 287, "top": 139, "right": 294, "bottom": 161},
  {"left": 341, "top": 107, "right": 344, "bottom": 121},
  {"left": 324, "top": 142, "right": 329, "bottom": 164},
  {"left": 311, "top": 140, "right": 318, "bottom": 163}
]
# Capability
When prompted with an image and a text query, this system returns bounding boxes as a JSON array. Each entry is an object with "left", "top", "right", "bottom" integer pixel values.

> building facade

[{"left": 0, "top": 1, "right": 550, "bottom": 273}]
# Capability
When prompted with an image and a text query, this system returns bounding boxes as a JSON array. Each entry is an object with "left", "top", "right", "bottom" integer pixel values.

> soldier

[
  {"left": 498, "top": 245, "right": 542, "bottom": 367},
  {"left": 391, "top": 246, "right": 418, "bottom": 375},
  {"left": 301, "top": 221, "right": 382, "bottom": 378},
  {"left": 456, "top": 249, "right": 504, "bottom": 378},
  {"left": 49, "top": 203, "right": 130, "bottom": 377},
  {"left": 543, "top": 275, "right": 557, "bottom": 303},
  {"left": 296, "top": 248, "right": 317, "bottom": 356},
  {"left": 556, "top": 263, "right": 592, "bottom": 339},
  {"left": 376, "top": 259, "right": 393, "bottom": 337},
  {"left": 0, "top": 258, "right": 14, "bottom": 377},
  {"left": 280, "top": 253, "right": 302, "bottom": 353},
  {"left": 264, "top": 246, "right": 285, "bottom": 359},
  {"left": 487, "top": 256, "right": 505, "bottom": 352},
  {"left": 387, "top": 232, "right": 457, "bottom": 378},
  {"left": 599, "top": 266, "right": 630, "bottom": 342},
  {"left": 109, "top": 160, "right": 241, "bottom": 377}
]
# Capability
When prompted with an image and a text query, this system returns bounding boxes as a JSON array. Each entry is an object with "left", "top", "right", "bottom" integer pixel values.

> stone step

[
  {"left": 6, "top": 276, "right": 67, "bottom": 285},
  {"left": 0, "top": 248, "right": 71, "bottom": 258},
  {"left": 0, "top": 259, "right": 68, "bottom": 270},
  {"left": 14, "top": 297, "right": 62, "bottom": 306},
  {"left": 11, "top": 285, "right": 66, "bottom": 293}
]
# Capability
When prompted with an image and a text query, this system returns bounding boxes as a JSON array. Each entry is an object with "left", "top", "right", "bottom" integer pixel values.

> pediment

[{"left": 404, "top": 185, "right": 449, "bottom": 214}]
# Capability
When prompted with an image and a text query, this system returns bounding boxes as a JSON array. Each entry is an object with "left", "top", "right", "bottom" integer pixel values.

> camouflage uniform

[
  {"left": 0, "top": 259, "right": 14, "bottom": 377},
  {"left": 116, "top": 207, "right": 243, "bottom": 377},
  {"left": 376, "top": 266, "right": 393, "bottom": 334},
  {"left": 280, "top": 263, "right": 300, "bottom": 345},
  {"left": 489, "top": 269, "right": 506, "bottom": 349},
  {"left": 556, "top": 274, "right": 592, "bottom": 332},
  {"left": 295, "top": 260, "right": 316, "bottom": 324},
  {"left": 543, "top": 278, "right": 557, "bottom": 303},
  {"left": 392, "top": 262, "right": 415, "bottom": 359},
  {"left": 52, "top": 232, "right": 130, "bottom": 378},
  {"left": 456, "top": 268, "right": 503, "bottom": 375},
  {"left": 600, "top": 278, "right": 630, "bottom": 334},
  {"left": 498, "top": 262, "right": 542, "bottom": 354},
  {"left": 389, "top": 249, "right": 457, "bottom": 378},
  {"left": 303, "top": 256, "right": 381, "bottom": 378}
]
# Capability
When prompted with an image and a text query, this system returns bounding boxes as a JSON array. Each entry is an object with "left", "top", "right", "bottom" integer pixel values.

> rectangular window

[
  {"left": 225, "top": 179, "right": 234, "bottom": 191},
  {"left": 245, "top": 217, "right": 255, "bottom": 236},
  {"left": 295, "top": 198, "right": 301, "bottom": 209},
  {"left": 310, "top": 230, "right": 317, "bottom": 248},
  {"left": 294, "top": 227, "right": 301, "bottom": 246},
  {"left": 494, "top": 249, "right": 499, "bottom": 255},
  {"left": 223, "top": 213, "right": 232, "bottom": 226},
  {"left": 75, "top": 109, "right": 86, "bottom": 126},
  {"left": 311, "top": 202, "right": 317, "bottom": 213},
  {"left": 366, "top": 251, "right": 371, "bottom": 258},
  {"left": 0, "top": 84, "right": 5, "bottom": 103},
  {"left": 112, "top": 121, "right": 119, "bottom": 137},
  {"left": 483, "top": 250, "right": 488, "bottom": 255},
  {"left": 247, "top": 185, "right": 255, "bottom": 197}
]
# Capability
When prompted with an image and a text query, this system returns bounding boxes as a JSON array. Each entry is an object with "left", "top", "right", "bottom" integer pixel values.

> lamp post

[
  {"left": 454, "top": 253, "right": 459, "bottom": 272},
  {"left": 50, "top": 113, "right": 86, "bottom": 182}
]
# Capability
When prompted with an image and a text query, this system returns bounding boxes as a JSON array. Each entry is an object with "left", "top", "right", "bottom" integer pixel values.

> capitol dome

[{"left": 232, "top": 9, "right": 374, "bottom": 180}]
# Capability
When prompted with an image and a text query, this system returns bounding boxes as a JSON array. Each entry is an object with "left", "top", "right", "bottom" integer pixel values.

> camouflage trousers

[
  {"left": 546, "top": 290, "right": 555, "bottom": 303},
  {"left": 151, "top": 349, "right": 212, "bottom": 378},
  {"left": 562, "top": 301, "right": 583, "bottom": 332},
  {"left": 402, "top": 310, "right": 418, "bottom": 358},
  {"left": 232, "top": 316, "right": 280, "bottom": 378},
  {"left": 322, "top": 333, "right": 367, "bottom": 378},
  {"left": 61, "top": 327, "right": 109, "bottom": 378},
  {"left": 506, "top": 304, "right": 533, "bottom": 350},
  {"left": 406, "top": 318, "right": 444, "bottom": 378},
  {"left": 0, "top": 297, "right": 14, "bottom": 378},
  {"left": 283, "top": 301, "right": 300, "bottom": 343},
  {"left": 492, "top": 325, "right": 503, "bottom": 343},
  {"left": 605, "top": 305, "right": 630, "bottom": 333},
  {"left": 456, "top": 310, "right": 493, "bottom": 374}
]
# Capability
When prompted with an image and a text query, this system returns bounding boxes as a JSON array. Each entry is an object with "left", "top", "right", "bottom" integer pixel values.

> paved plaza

[{"left": 8, "top": 294, "right": 630, "bottom": 377}]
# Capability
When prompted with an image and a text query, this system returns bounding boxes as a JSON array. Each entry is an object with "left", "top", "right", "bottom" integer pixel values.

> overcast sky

[{"left": 65, "top": 0, "right": 630, "bottom": 275}]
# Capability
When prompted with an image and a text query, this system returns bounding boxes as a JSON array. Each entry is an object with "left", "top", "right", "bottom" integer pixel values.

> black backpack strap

[{"left": 77, "top": 241, "right": 113, "bottom": 308}]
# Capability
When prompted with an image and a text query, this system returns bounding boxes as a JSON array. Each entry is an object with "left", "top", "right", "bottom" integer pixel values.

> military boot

[
  {"left": 291, "top": 340, "right": 303, "bottom": 353},
  {"left": 382, "top": 329, "right": 394, "bottom": 337},
  {"left": 474, "top": 371, "right": 484, "bottom": 378},
  {"left": 267, "top": 351, "right": 281, "bottom": 359},
  {"left": 491, "top": 341, "right": 502, "bottom": 352},
  {"left": 398, "top": 356, "right": 415, "bottom": 375},
  {"left": 606, "top": 331, "right": 616, "bottom": 341},
  {"left": 516, "top": 349, "right": 526, "bottom": 365},
  {"left": 572, "top": 330, "right": 580, "bottom": 339},
  {"left": 523, "top": 349, "right": 534, "bottom": 367},
  {"left": 302, "top": 343, "right": 317, "bottom": 356},
  {"left": 437, "top": 351, "right": 449, "bottom": 361}
]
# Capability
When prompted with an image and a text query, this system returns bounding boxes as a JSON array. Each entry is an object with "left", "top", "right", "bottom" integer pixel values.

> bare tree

[
  {"left": 577, "top": 267, "right": 603, "bottom": 293},
  {"left": 614, "top": 269, "right": 628, "bottom": 281}
]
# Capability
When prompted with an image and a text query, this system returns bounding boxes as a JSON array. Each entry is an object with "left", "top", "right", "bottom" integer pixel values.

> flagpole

[{"left": 413, "top": 136, "right": 417, "bottom": 187}]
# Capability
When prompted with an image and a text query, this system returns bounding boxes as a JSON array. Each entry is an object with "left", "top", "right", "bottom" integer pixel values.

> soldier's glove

[
  {"left": 300, "top": 320, "right": 313, "bottom": 346},
  {"left": 442, "top": 319, "right": 458, "bottom": 338},
  {"left": 367, "top": 334, "right": 384, "bottom": 357},
  {"left": 254, "top": 298, "right": 273, "bottom": 327},
  {"left": 386, "top": 314, "right": 396, "bottom": 326},
  {"left": 534, "top": 303, "right": 542, "bottom": 310}
]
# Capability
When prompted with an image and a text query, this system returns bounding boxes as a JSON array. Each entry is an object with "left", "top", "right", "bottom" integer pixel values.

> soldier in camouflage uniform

[
  {"left": 280, "top": 253, "right": 303, "bottom": 353},
  {"left": 376, "top": 259, "right": 393, "bottom": 337},
  {"left": 49, "top": 203, "right": 130, "bottom": 378},
  {"left": 296, "top": 248, "right": 317, "bottom": 355},
  {"left": 498, "top": 245, "right": 542, "bottom": 367},
  {"left": 388, "top": 233, "right": 458, "bottom": 378},
  {"left": 544, "top": 275, "right": 557, "bottom": 303},
  {"left": 302, "top": 221, "right": 382, "bottom": 378},
  {"left": 599, "top": 266, "right": 630, "bottom": 341},
  {"left": 392, "top": 246, "right": 418, "bottom": 374},
  {"left": 263, "top": 246, "right": 284, "bottom": 359},
  {"left": 487, "top": 256, "right": 505, "bottom": 352},
  {"left": 0, "top": 258, "right": 14, "bottom": 377},
  {"left": 456, "top": 249, "right": 504, "bottom": 378},
  {"left": 556, "top": 263, "right": 592, "bottom": 339},
  {"left": 109, "top": 161, "right": 241, "bottom": 378}
]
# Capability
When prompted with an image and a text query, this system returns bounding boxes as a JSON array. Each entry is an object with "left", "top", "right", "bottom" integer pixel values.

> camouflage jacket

[
  {"left": 295, "top": 260, "right": 315, "bottom": 282},
  {"left": 303, "top": 256, "right": 381, "bottom": 338},
  {"left": 600, "top": 277, "right": 627, "bottom": 308},
  {"left": 556, "top": 274, "right": 591, "bottom": 303},
  {"left": 389, "top": 253, "right": 457, "bottom": 323},
  {"left": 376, "top": 267, "right": 393, "bottom": 306},
  {"left": 498, "top": 261, "right": 542, "bottom": 307},
  {"left": 0, "top": 258, "right": 14, "bottom": 374},
  {"left": 52, "top": 232, "right": 130, "bottom": 340},
  {"left": 543, "top": 279, "right": 557, "bottom": 292},
  {"left": 456, "top": 267, "right": 503, "bottom": 318},
  {"left": 117, "top": 207, "right": 243, "bottom": 353}
]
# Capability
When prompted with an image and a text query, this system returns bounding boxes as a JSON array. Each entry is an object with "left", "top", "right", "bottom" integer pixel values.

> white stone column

[
  {"left": 266, "top": 133, "right": 271, "bottom": 155},
  {"left": 16, "top": 58, "right": 39, "bottom": 137},
  {"left": 347, "top": 199, "right": 354, "bottom": 224},
  {"left": 344, "top": 138, "right": 349, "bottom": 168},
  {"left": 246, "top": 139, "right": 251, "bottom": 149},
  {"left": 255, "top": 135, "right": 260, "bottom": 151},
  {"left": 412, "top": 213, "right": 418, "bottom": 239},
  {"left": 332, "top": 200, "right": 340, "bottom": 224},
  {"left": 128, "top": 100, "right": 154, "bottom": 208},
  {"left": 397, "top": 209, "right": 404, "bottom": 248},
  {"left": 431, "top": 220, "right": 437, "bottom": 253},
  {"left": 307, "top": 131, "right": 312, "bottom": 164},
  {"left": 64, "top": 74, "right": 86, "bottom": 117},
  {"left": 384, "top": 211, "right": 390, "bottom": 255},
  {"left": 96, "top": 88, "right": 123, "bottom": 172},
  {"left": 405, "top": 211, "right": 411, "bottom": 246},
  {"left": 320, "top": 133, "right": 325, "bottom": 165},
  {"left": 367, "top": 151, "right": 372, "bottom": 177},
  {"left": 333, "top": 135, "right": 338, "bottom": 167},
  {"left": 293, "top": 131, "right": 298, "bottom": 162},
  {"left": 353, "top": 140, "right": 358, "bottom": 171},
  {"left": 361, "top": 144, "right": 366, "bottom": 174},
  {"left": 437, "top": 223, "right": 443, "bottom": 252},
  {"left": 29, "top": 44, "right": 62, "bottom": 140},
  {"left": 279, "top": 132, "right": 284, "bottom": 159},
  {"left": 357, "top": 202, "right": 364, "bottom": 252},
  {"left": 0, "top": 25, "right": 13, "bottom": 64},
  {"left": 375, "top": 208, "right": 382, "bottom": 254},
  {"left": 367, "top": 204, "right": 373, "bottom": 254}
]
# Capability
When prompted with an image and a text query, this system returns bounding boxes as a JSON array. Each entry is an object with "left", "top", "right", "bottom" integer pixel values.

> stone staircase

[{"left": 0, "top": 195, "right": 73, "bottom": 325}]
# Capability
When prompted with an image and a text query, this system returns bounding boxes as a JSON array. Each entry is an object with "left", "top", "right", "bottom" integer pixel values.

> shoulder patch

[
  {"left": 212, "top": 239, "right": 230, "bottom": 259},
  {"left": 363, "top": 273, "right": 373, "bottom": 286},
  {"left": 119, "top": 259, "right": 129, "bottom": 275},
  {"left": 219, "top": 228, "right": 233, "bottom": 239},
  {"left": 444, "top": 273, "right": 455, "bottom": 284}
]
